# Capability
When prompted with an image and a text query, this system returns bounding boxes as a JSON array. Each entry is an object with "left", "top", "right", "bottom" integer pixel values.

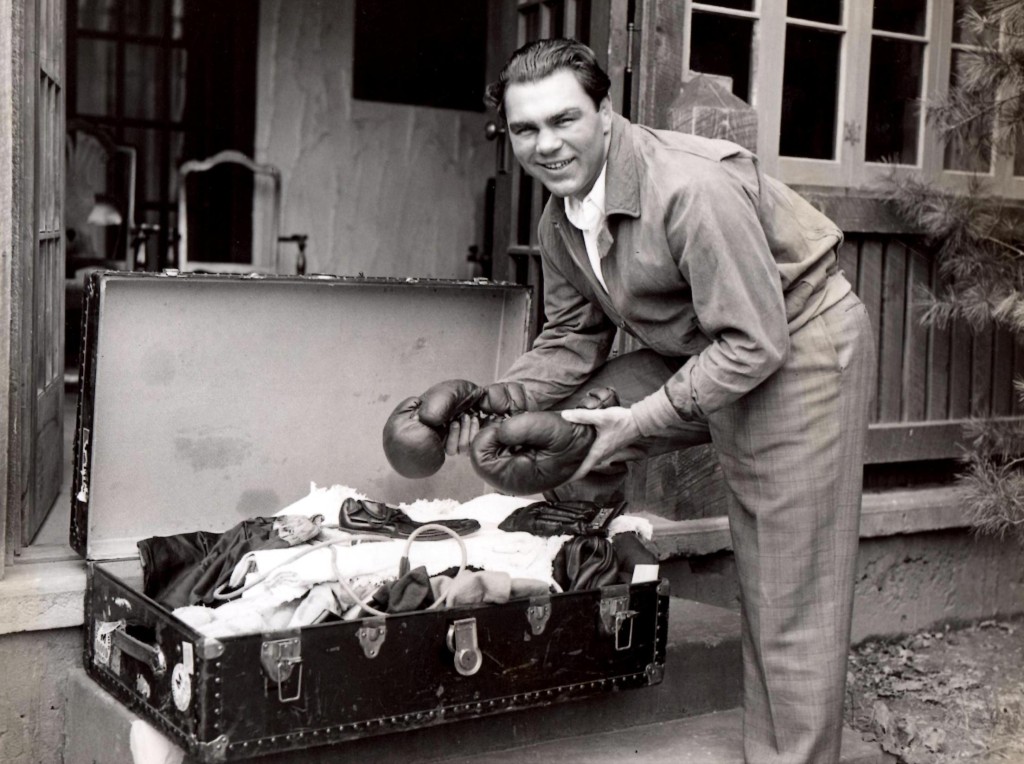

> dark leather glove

[
  {"left": 382, "top": 379, "right": 484, "bottom": 478},
  {"left": 469, "top": 387, "right": 618, "bottom": 495},
  {"left": 498, "top": 499, "right": 626, "bottom": 537}
]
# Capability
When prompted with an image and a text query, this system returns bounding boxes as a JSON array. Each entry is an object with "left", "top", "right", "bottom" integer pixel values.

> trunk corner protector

[
  {"left": 645, "top": 663, "right": 665, "bottom": 685},
  {"left": 197, "top": 735, "right": 229, "bottom": 762},
  {"left": 198, "top": 637, "right": 225, "bottom": 660}
]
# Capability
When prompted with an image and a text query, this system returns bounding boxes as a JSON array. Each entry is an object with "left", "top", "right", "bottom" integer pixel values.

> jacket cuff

[{"left": 631, "top": 388, "right": 685, "bottom": 438}]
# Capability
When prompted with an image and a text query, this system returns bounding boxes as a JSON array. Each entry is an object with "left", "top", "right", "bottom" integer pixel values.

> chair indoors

[{"left": 175, "top": 150, "right": 307, "bottom": 275}]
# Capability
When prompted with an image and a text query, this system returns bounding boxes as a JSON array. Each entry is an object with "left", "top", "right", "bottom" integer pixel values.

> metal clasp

[
  {"left": 526, "top": 596, "right": 551, "bottom": 636},
  {"left": 599, "top": 588, "right": 638, "bottom": 651},
  {"left": 357, "top": 618, "right": 387, "bottom": 659},
  {"left": 261, "top": 637, "right": 302, "bottom": 703},
  {"left": 446, "top": 618, "right": 482, "bottom": 676}
]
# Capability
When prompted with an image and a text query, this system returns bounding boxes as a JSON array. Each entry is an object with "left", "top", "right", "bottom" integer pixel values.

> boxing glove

[
  {"left": 470, "top": 412, "right": 596, "bottom": 495},
  {"left": 479, "top": 381, "right": 530, "bottom": 416},
  {"left": 382, "top": 379, "right": 484, "bottom": 478},
  {"left": 470, "top": 386, "right": 619, "bottom": 495}
]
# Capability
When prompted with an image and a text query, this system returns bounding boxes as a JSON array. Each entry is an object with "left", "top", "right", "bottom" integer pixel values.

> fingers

[
  {"left": 444, "top": 414, "right": 480, "bottom": 456},
  {"left": 560, "top": 407, "right": 605, "bottom": 425}
]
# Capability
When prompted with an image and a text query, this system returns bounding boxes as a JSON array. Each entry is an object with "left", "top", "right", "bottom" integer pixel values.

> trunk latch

[
  {"left": 599, "top": 587, "right": 637, "bottom": 651},
  {"left": 446, "top": 618, "right": 483, "bottom": 676},
  {"left": 261, "top": 636, "right": 302, "bottom": 703}
]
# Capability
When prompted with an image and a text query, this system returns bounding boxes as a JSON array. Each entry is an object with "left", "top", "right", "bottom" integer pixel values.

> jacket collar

[
  {"left": 603, "top": 113, "right": 641, "bottom": 219},
  {"left": 550, "top": 112, "right": 640, "bottom": 229}
]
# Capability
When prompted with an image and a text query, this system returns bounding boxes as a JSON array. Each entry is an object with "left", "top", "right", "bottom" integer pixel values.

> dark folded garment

[
  {"left": 552, "top": 535, "right": 620, "bottom": 591},
  {"left": 498, "top": 499, "right": 626, "bottom": 537},
  {"left": 138, "top": 518, "right": 293, "bottom": 610}
]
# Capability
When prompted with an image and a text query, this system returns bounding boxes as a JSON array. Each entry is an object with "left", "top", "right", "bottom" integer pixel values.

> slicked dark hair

[{"left": 484, "top": 38, "right": 612, "bottom": 119}]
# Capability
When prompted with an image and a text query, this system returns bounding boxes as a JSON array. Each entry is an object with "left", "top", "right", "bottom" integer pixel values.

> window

[{"left": 683, "top": 0, "right": 1024, "bottom": 197}]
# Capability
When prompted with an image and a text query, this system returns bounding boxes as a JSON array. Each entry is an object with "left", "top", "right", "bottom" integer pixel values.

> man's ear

[{"left": 599, "top": 96, "right": 612, "bottom": 133}]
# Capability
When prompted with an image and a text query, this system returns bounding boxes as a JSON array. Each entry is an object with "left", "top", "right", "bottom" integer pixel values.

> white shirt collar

[{"left": 564, "top": 163, "right": 608, "bottom": 233}]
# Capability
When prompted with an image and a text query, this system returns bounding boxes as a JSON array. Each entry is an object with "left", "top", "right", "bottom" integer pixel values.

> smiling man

[{"left": 466, "top": 39, "right": 878, "bottom": 764}]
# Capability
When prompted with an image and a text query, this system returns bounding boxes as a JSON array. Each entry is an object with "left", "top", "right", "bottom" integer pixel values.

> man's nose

[{"left": 536, "top": 127, "right": 561, "bottom": 154}]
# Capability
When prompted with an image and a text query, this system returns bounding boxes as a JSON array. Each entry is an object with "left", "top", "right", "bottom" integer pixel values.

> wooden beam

[{"left": 864, "top": 418, "right": 1024, "bottom": 464}]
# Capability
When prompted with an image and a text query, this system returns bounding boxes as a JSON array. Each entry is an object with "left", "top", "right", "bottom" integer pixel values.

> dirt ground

[{"left": 844, "top": 617, "right": 1024, "bottom": 763}]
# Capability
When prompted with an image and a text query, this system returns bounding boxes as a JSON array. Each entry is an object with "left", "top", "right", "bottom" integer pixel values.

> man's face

[{"left": 504, "top": 69, "right": 612, "bottom": 200}]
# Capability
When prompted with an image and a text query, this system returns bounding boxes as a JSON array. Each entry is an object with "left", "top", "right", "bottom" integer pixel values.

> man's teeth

[{"left": 543, "top": 160, "right": 571, "bottom": 170}]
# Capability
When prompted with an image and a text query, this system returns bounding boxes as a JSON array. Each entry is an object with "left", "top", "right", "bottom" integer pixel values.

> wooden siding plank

[
  {"left": 1011, "top": 340, "right": 1019, "bottom": 413},
  {"left": 838, "top": 238, "right": 860, "bottom": 293},
  {"left": 902, "top": 246, "right": 930, "bottom": 421},
  {"left": 971, "top": 324, "right": 994, "bottom": 417},
  {"left": 925, "top": 255, "right": 951, "bottom": 419},
  {"left": 857, "top": 237, "right": 884, "bottom": 422},
  {"left": 865, "top": 420, "right": 989, "bottom": 463},
  {"left": 878, "top": 240, "right": 907, "bottom": 422},
  {"left": 949, "top": 318, "right": 973, "bottom": 418},
  {"left": 991, "top": 327, "right": 1015, "bottom": 416}
]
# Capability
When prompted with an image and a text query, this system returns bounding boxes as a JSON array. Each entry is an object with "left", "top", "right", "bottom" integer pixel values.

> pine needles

[{"left": 889, "top": 0, "right": 1024, "bottom": 544}]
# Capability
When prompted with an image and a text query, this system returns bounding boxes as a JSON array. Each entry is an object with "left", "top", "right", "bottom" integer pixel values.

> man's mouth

[{"left": 539, "top": 159, "right": 573, "bottom": 171}]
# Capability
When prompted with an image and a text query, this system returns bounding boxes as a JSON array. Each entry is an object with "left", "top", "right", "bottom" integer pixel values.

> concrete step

[
  {"left": 437, "top": 708, "right": 895, "bottom": 764},
  {"left": 64, "top": 597, "right": 742, "bottom": 763}
]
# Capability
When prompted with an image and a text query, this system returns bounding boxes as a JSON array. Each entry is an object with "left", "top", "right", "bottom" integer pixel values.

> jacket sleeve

[
  {"left": 498, "top": 234, "right": 617, "bottom": 411},
  {"left": 631, "top": 154, "right": 789, "bottom": 435}
]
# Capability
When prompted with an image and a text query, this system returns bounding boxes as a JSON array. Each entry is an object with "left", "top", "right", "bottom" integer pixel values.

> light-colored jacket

[{"left": 500, "top": 112, "right": 850, "bottom": 434}]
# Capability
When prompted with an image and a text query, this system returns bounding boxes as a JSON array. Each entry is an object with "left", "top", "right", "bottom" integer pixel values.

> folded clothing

[{"left": 139, "top": 518, "right": 300, "bottom": 610}]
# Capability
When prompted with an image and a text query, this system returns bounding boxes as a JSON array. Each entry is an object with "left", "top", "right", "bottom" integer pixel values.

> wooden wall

[{"left": 255, "top": 0, "right": 493, "bottom": 279}]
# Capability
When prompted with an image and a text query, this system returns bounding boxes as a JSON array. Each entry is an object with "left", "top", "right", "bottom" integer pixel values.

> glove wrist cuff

[{"left": 631, "top": 388, "right": 684, "bottom": 438}]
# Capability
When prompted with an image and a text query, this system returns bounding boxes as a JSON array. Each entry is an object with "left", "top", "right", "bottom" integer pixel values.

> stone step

[
  {"left": 436, "top": 708, "right": 895, "bottom": 764},
  {"left": 64, "top": 597, "right": 742, "bottom": 763}
]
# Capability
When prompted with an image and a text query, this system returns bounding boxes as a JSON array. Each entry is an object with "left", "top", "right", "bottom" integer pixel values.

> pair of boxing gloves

[{"left": 382, "top": 379, "right": 618, "bottom": 496}]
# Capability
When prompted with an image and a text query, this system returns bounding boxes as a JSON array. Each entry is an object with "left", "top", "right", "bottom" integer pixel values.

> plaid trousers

[{"left": 557, "top": 289, "right": 877, "bottom": 763}]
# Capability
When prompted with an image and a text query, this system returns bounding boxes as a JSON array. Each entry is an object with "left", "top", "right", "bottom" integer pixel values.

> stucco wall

[
  {"left": 663, "top": 528, "right": 1024, "bottom": 644},
  {"left": 0, "top": 627, "right": 82, "bottom": 764},
  {"left": 255, "top": 0, "right": 493, "bottom": 279}
]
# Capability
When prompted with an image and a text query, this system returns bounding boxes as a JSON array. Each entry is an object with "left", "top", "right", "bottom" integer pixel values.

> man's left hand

[{"left": 559, "top": 406, "right": 642, "bottom": 482}]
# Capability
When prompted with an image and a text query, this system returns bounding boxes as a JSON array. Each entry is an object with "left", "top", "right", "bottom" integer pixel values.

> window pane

[
  {"left": 124, "top": 44, "right": 162, "bottom": 120},
  {"left": 125, "top": 0, "right": 166, "bottom": 37},
  {"left": 866, "top": 38, "right": 924, "bottom": 163},
  {"left": 171, "top": 49, "right": 187, "bottom": 123},
  {"left": 574, "top": 0, "right": 592, "bottom": 43},
  {"left": 698, "top": 0, "right": 754, "bottom": 10},
  {"left": 689, "top": 12, "right": 754, "bottom": 102},
  {"left": 77, "top": 0, "right": 118, "bottom": 32},
  {"left": 780, "top": 27, "right": 841, "bottom": 159},
  {"left": 75, "top": 39, "right": 116, "bottom": 116},
  {"left": 545, "top": 0, "right": 565, "bottom": 38},
  {"left": 787, "top": 0, "right": 842, "bottom": 25},
  {"left": 122, "top": 127, "right": 163, "bottom": 206},
  {"left": 872, "top": 0, "right": 926, "bottom": 36},
  {"left": 172, "top": 0, "right": 185, "bottom": 39},
  {"left": 943, "top": 50, "right": 992, "bottom": 172},
  {"left": 522, "top": 5, "right": 541, "bottom": 43},
  {"left": 952, "top": 0, "right": 996, "bottom": 46}
]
